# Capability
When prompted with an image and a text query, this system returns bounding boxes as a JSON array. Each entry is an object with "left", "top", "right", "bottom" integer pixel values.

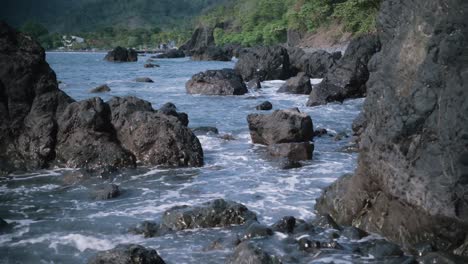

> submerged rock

[
  {"left": 186, "top": 69, "right": 248, "bottom": 95},
  {"left": 247, "top": 108, "right": 313, "bottom": 146},
  {"left": 277, "top": 72, "right": 312, "bottom": 94},
  {"left": 226, "top": 241, "right": 281, "bottom": 264},
  {"left": 88, "top": 244, "right": 165, "bottom": 264},
  {"left": 104, "top": 47, "right": 138, "bottom": 62},
  {"left": 235, "top": 46, "right": 292, "bottom": 82},
  {"left": 307, "top": 35, "right": 380, "bottom": 106},
  {"left": 89, "top": 84, "right": 111, "bottom": 93},
  {"left": 316, "top": 0, "right": 468, "bottom": 254},
  {"left": 256, "top": 101, "right": 273, "bottom": 111},
  {"left": 357, "top": 240, "right": 404, "bottom": 258},
  {"left": 271, "top": 216, "right": 296, "bottom": 234},
  {"left": 134, "top": 77, "right": 154, "bottom": 83},
  {"left": 0, "top": 218, "right": 11, "bottom": 233},
  {"left": 162, "top": 199, "right": 256, "bottom": 231},
  {"left": 154, "top": 49, "right": 185, "bottom": 59},
  {"left": 242, "top": 222, "right": 274, "bottom": 240},
  {"left": 92, "top": 184, "right": 121, "bottom": 200},
  {"left": 144, "top": 63, "right": 159, "bottom": 68}
]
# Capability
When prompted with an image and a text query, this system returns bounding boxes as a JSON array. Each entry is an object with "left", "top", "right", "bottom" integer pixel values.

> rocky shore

[{"left": 1, "top": 0, "right": 467, "bottom": 262}]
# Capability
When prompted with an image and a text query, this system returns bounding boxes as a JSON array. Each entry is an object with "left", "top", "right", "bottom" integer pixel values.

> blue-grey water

[{"left": 0, "top": 52, "right": 364, "bottom": 263}]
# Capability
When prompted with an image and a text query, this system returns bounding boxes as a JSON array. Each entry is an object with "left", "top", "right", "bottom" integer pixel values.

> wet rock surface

[
  {"left": 92, "top": 184, "right": 121, "bottom": 200},
  {"left": 191, "top": 46, "right": 231, "bottom": 61},
  {"left": 235, "top": 46, "right": 292, "bottom": 82},
  {"left": 88, "top": 244, "right": 166, "bottom": 264},
  {"left": 307, "top": 35, "right": 380, "bottom": 106},
  {"left": 162, "top": 199, "right": 257, "bottom": 231},
  {"left": 316, "top": 0, "right": 468, "bottom": 255},
  {"left": 104, "top": 47, "right": 138, "bottom": 62},
  {"left": 277, "top": 73, "right": 312, "bottom": 95},
  {"left": 89, "top": 84, "right": 111, "bottom": 93},
  {"left": 186, "top": 69, "right": 248, "bottom": 95},
  {"left": 256, "top": 101, "right": 273, "bottom": 111},
  {"left": 226, "top": 241, "right": 281, "bottom": 264}
]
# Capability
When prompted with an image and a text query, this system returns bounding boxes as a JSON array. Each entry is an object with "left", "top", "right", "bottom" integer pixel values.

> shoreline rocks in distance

[
  {"left": 134, "top": 77, "right": 154, "bottom": 83},
  {"left": 191, "top": 46, "right": 231, "bottom": 61},
  {"left": 154, "top": 49, "right": 185, "bottom": 59},
  {"left": 288, "top": 48, "right": 341, "bottom": 78},
  {"left": 104, "top": 46, "right": 138, "bottom": 62},
  {"left": 186, "top": 69, "right": 248, "bottom": 96},
  {"left": 315, "top": 0, "right": 468, "bottom": 256}
]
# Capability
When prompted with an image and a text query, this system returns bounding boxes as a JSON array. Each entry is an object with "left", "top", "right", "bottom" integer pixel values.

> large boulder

[
  {"left": 104, "top": 47, "right": 138, "bottom": 62},
  {"left": 55, "top": 98, "right": 136, "bottom": 171},
  {"left": 186, "top": 69, "right": 248, "bottom": 96},
  {"left": 0, "top": 21, "right": 73, "bottom": 175},
  {"left": 179, "top": 27, "right": 215, "bottom": 54},
  {"left": 316, "top": 0, "right": 468, "bottom": 255},
  {"left": 288, "top": 48, "right": 341, "bottom": 78},
  {"left": 235, "top": 46, "right": 292, "bottom": 82},
  {"left": 154, "top": 49, "right": 185, "bottom": 59},
  {"left": 88, "top": 244, "right": 166, "bottom": 264},
  {"left": 247, "top": 108, "right": 313, "bottom": 145},
  {"left": 277, "top": 72, "right": 312, "bottom": 94},
  {"left": 162, "top": 199, "right": 257, "bottom": 231},
  {"left": 307, "top": 35, "right": 380, "bottom": 106},
  {"left": 108, "top": 97, "right": 203, "bottom": 167},
  {"left": 191, "top": 46, "right": 231, "bottom": 61},
  {"left": 0, "top": 22, "right": 204, "bottom": 175}
]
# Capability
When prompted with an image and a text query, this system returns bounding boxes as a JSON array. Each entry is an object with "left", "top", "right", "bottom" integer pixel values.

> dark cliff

[{"left": 316, "top": 0, "right": 468, "bottom": 255}]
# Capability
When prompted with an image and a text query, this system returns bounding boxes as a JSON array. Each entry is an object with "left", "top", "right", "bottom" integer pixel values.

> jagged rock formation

[
  {"left": 316, "top": 0, "right": 468, "bottom": 255},
  {"left": 277, "top": 72, "right": 312, "bottom": 95},
  {"left": 288, "top": 48, "right": 341, "bottom": 78},
  {"left": 0, "top": 22, "right": 203, "bottom": 175},
  {"left": 179, "top": 26, "right": 215, "bottom": 54},
  {"left": 307, "top": 35, "right": 380, "bottom": 106}
]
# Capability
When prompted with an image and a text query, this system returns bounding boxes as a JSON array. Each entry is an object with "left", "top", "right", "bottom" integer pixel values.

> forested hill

[{"left": 1, "top": 0, "right": 227, "bottom": 32}]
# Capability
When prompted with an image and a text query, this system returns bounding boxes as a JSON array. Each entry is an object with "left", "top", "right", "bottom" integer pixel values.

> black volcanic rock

[
  {"left": 235, "top": 46, "right": 292, "bottom": 82},
  {"left": 307, "top": 35, "right": 380, "bottom": 106},
  {"left": 186, "top": 69, "right": 248, "bottom": 95},
  {"left": 104, "top": 46, "right": 138, "bottom": 62},
  {"left": 89, "top": 84, "right": 111, "bottom": 93},
  {"left": 191, "top": 46, "right": 231, "bottom": 61},
  {"left": 88, "top": 244, "right": 166, "bottom": 264},
  {"left": 154, "top": 49, "right": 185, "bottom": 59},
  {"left": 162, "top": 199, "right": 257, "bottom": 231},
  {"left": 0, "top": 22, "right": 204, "bottom": 175},
  {"left": 316, "top": 0, "right": 468, "bottom": 255},
  {"left": 180, "top": 27, "right": 215, "bottom": 54},
  {"left": 288, "top": 48, "right": 340, "bottom": 78}
]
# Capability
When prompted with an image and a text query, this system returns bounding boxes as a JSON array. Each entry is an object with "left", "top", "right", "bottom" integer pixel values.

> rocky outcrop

[
  {"left": 162, "top": 199, "right": 257, "bottom": 231},
  {"left": 0, "top": 22, "right": 203, "bottom": 175},
  {"left": 55, "top": 98, "right": 136, "bottom": 171},
  {"left": 247, "top": 108, "right": 314, "bottom": 161},
  {"left": 277, "top": 73, "right": 312, "bottom": 94},
  {"left": 256, "top": 101, "right": 273, "bottom": 111},
  {"left": 288, "top": 48, "right": 341, "bottom": 78},
  {"left": 307, "top": 35, "right": 380, "bottom": 106},
  {"left": 235, "top": 46, "right": 292, "bottom": 82},
  {"left": 316, "top": 0, "right": 468, "bottom": 255},
  {"left": 180, "top": 27, "right": 215, "bottom": 53},
  {"left": 88, "top": 244, "right": 166, "bottom": 264},
  {"left": 0, "top": 21, "right": 74, "bottom": 175},
  {"left": 154, "top": 49, "right": 185, "bottom": 59},
  {"left": 108, "top": 97, "right": 203, "bottom": 167},
  {"left": 226, "top": 241, "right": 281, "bottom": 264},
  {"left": 104, "top": 47, "right": 138, "bottom": 62},
  {"left": 186, "top": 69, "right": 248, "bottom": 95},
  {"left": 158, "top": 102, "right": 189, "bottom": 127},
  {"left": 191, "top": 46, "right": 231, "bottom": 61}
]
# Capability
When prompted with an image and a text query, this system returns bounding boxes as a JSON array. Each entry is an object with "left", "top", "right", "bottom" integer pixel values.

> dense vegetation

[
  {"left": 201, "top": 0, "right": 381, "bottom": 46},
  {"left": 6, "top": 0, "right": 381, "bottom": 49}
]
